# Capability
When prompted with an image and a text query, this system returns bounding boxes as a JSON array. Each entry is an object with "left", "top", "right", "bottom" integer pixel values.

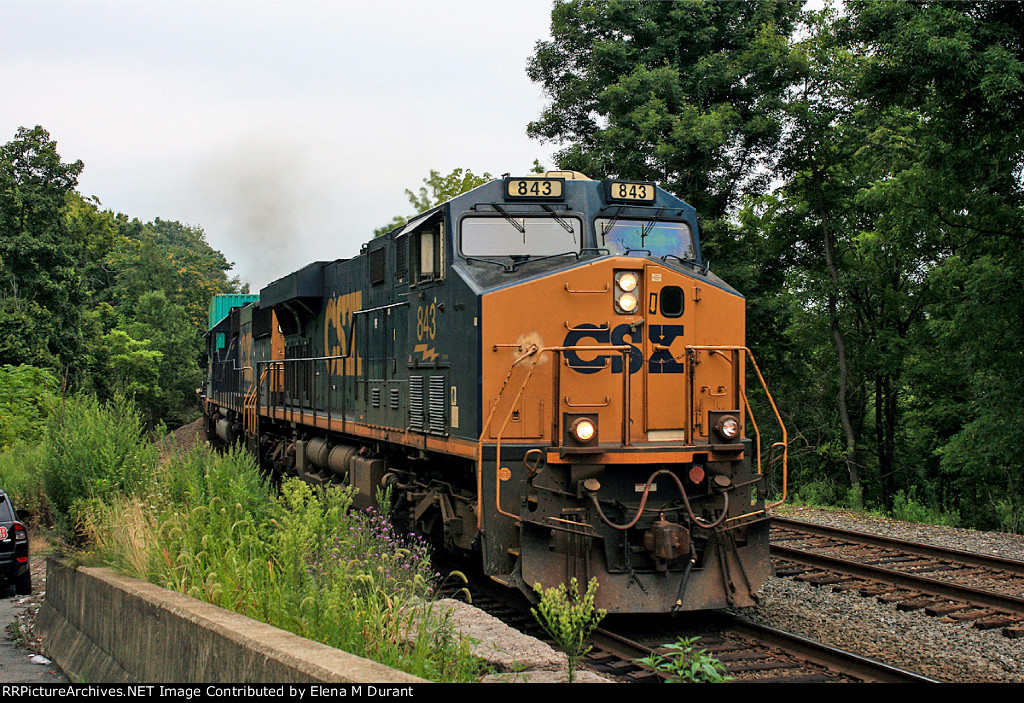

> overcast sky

[{"left": 2, "top": 0, "right": 561, "bottom": 290}]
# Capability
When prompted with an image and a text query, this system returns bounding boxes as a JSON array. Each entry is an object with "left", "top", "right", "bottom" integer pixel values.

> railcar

[{"left": 202, "top": 171, "right": 787, "bottom": 613}]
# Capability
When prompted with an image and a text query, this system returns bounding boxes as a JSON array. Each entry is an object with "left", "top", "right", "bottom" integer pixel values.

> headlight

[
  {"left": 616, "top": 271, "right": 639, "bottom": 292},
  {"left": 571, "top": 417, "right": 596, "bottom": 443},
  {"left": 618, "top": 293, "right": 638, "bottom": 313},
  {"left": 714, "top": 415, "right": 740, "bottom": 441},
  {"left": 614, "top": 270, "right": 642, "bottom": 314}
]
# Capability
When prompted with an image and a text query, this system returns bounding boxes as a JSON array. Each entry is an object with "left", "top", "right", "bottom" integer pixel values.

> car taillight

[{"left": 13, "top": 523, "right": 26, "bottom": 542}]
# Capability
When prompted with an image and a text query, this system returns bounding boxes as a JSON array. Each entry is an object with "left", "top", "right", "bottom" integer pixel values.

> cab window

[
  {"left": 596, "top": 219, "right": 695, "bottom": 259},
  {"left": 403, "top": 215, "right": 444, "bottom": 284},
  {"left": 461, "top": 216, "right": 581, "bottom": 258}
]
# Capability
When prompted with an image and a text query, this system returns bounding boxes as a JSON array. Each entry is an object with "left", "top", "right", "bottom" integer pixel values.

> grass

[
  {"left": 86, "top": 444, "right": 483, "bottom": 682},
  {"left": 778, "top": 480, "right": 963, "bottom": 530},
  {"left": 6, "top": 392, "right": 483, "bottom": 682}
]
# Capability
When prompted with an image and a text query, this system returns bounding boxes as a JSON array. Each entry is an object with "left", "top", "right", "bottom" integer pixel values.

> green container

[{"left": 208, "top": 294, "right": 259, "bottom": 331}]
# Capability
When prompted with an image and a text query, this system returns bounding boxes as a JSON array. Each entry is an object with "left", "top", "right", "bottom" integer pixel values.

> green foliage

[
  {"left": 100, "top": 329, "right": 163, "bottom": 411},
  {"left": 42, "top": 393, "right": 159, "bottom": 540},
  {"left": 531, "top": 577, "right": 606, "bottom": 683},
  {"left": 790, "top": 479, "right": 842, "bottom": 508},
  {"left": 527, "top": 0, "right": 804, "bottom": 220},
  {"left": 0, "top": 365, "right": 59, "bottom": 524},
  {"left": 993, "top": 497, "right": 1024, "bottom": 535},
  {"left": 0, "top": 126, "right": 91, "bottom": 375},
  {"left": 0, "top": 441, "right": 49, "bottom": 523},
  {"left": 88, "top": 445, "right": 482, "bottom": 682},
  {"left": 0, "top": 364, "right": 58, "bottom": 450},
  {"left": 637, "top": 636, "right": 731, "bottom": 683},
  {"left": 405, "top": 168, "right": 493, "bottom": 214},
  {"left": 891, "top": 489, "right": 960, "bottom": 528},
  {"left": 0, "top": 126, "right": 241, "bottom": 427}
]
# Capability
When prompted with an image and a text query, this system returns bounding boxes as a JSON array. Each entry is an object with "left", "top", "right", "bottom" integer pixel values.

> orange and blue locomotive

[{"left": 203, "top": 172, "right": 787, "bottom": 613}]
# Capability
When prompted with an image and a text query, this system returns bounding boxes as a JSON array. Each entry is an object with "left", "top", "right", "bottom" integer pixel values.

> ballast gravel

[{"left": 732, "top": 507, "right": 1024, "bottom": 683}]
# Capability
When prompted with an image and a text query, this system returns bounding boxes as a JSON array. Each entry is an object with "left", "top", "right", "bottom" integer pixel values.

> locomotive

[{"left": 202, "top": 172, "right": 787, "bottom": 613}]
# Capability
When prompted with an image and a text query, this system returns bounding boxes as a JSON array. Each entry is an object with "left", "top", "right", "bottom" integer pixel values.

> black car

[{"left": 0, "top": 490, "right": 30, "bottom": 596}]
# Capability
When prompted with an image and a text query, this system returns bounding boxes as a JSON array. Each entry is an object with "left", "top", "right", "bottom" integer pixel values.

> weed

[
  {"left": 637, "top": 636, "right": 731, "bottom": 683},
  {"left": 892, "top": 488, "right": 959, "bottom": 527},
  {"left": 530, "top": 577, "right": 606, "bottom": 683},
  {"left": 88, "top": 441, "right": 483, "bottom": 682}
]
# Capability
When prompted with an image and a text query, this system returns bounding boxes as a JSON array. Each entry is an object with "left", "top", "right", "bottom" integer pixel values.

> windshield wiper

[
  {"left": 639, "top": 207, "right": 666, "bottom": 246},
  {"left": 491, "top": 204, "right": 526, "bottom": 235},
  {"left": 463, "top": 256, "right": 517, "bottom": 273},
  {"left": 541, "top": 204, "right": 576, "bottom": 238},
  {"left": 509, "top": 250, "right": 579, "bottom": 272},
  {"left": 599, "top": 205, "right": 625, "bottom": 246}
]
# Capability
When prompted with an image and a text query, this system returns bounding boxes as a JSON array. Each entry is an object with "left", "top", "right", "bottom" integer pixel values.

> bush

[
  {"left": 89, "top": 443, "right": 482, "bottom": 682},
  {"left": 891, "top": 488, "right": 960, "bottom": 527},
  {"left": 43, "top": 394, "right": 159, "bottom": 540},
  {"left": 993, "top": 496, "right": 1024, "bottom": 535},
  {"left": 0, "top": 364, "right": 58, "bottom": 450},
  {"left": 790, "top": 478, "right": 842, "bottom": 507},
  {"left": 0, "top": 441, "right": 50, "bottom": 523}
]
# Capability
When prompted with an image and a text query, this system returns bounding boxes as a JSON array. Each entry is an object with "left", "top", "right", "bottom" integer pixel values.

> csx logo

[{"left": 562, "top": 323, "right": 685, "bottom": 374}]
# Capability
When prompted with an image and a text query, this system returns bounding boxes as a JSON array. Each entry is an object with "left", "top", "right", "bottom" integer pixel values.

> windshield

[
  {"left": 461, "top": 216, "right": 581, "bottom": 258},
  {"left": 596, "top": 218, "right": 695, "bottom": 259}
]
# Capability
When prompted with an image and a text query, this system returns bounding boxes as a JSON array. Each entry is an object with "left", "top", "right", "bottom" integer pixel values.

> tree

[
  {"left": 0, "top": 364, "right": 58, "bottom": 450},
  {"left": 374, "top": 168, "right": 494, "bottom": 236},
  {"left": 527, "top": 0, "right": 804, "bottom": 222},
  {"left": 525, "top": 0, "right": 1024, "bottom": 525},
  {"left": 843, "top": 0, "right": 1024, "bottom": 524},
  {"left": 0, "top": 126, "right": 243, "bottom": 427},
  {"left": 0, "top": 126, "right": 91, "bottom": 376}
]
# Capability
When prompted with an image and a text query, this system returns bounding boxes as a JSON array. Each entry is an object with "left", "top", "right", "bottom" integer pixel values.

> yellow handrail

[{"left": 685, "top": 346, "right": 788, "bottom": 509}]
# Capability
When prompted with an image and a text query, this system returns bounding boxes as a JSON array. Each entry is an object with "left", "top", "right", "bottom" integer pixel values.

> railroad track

[
  {"left": 587, "top": 612, "right": 937, "bottom": 683},
  {"left": 771, "top": 516, "right": 1024, "bottom": 638},
  {"left": 438, "top": 559, "right": 933, "bottom": 683}
]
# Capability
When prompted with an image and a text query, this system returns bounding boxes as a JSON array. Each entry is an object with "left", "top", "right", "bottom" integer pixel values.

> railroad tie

[
  {"left": 945, "top": 608, "right": 994, "bottom": 622},
  {"left": 896, "top": 596, "right": 942, "bottom": 612},
  {"left": 925, "top": 602, "right": 973, "bottom": 617},
  {"left": 877, "top": 589, "right": 921, "bottom": 604},
  {"left": 972, "top": 613, "right": 1017, "bottom": 631}
]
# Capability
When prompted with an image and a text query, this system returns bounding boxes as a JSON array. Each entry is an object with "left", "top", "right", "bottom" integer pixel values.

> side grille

[
  {"left": 428, "top": 376, "right": 446, "bottom": 434},
  {"left": 409, "top": 376, "right": 425, "bottom": 432}
]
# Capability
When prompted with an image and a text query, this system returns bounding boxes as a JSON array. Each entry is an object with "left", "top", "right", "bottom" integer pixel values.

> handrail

[
  {"left": 243, "top": 365, "right": 269, "bottom": 438},
  {"left": 478, "top": 344, "right": 633, "bottom": 528},
  {"left": 685, "top": 345, "right": 788, "bottom": 510}
]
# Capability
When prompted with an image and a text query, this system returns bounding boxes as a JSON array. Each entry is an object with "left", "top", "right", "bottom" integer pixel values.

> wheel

[{"left": 15, "top": 569, "right": 31, "bottom": 596}]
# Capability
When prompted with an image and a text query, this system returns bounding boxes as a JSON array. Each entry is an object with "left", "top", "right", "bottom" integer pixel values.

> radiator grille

[
  {"left": 408, "top": 376, "right": 424, "bottom": 432},
  {"left": 428, "top": 376, "right": 446, "bottom": 434}
]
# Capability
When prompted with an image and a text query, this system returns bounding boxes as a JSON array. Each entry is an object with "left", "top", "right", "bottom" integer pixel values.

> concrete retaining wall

[{"left": 35, "top": 558, "right": 425, "bottom": 684}]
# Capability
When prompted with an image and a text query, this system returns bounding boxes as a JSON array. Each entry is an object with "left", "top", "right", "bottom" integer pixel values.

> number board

[
  {"left": 607, "top": 181, "right": 656, "bottom": 203},
  {"left": 505, "top": 177, "right": 564, "bottom": 200}
]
